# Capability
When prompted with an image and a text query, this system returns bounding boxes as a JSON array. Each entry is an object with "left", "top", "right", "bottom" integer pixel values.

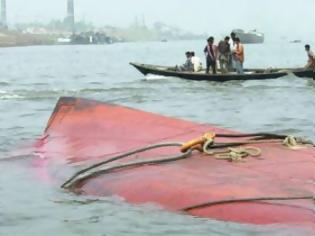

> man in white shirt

[
  {"left": 190, "top": 51, "right": 202, "bottom": 72},
  {"left": 229, "top": 32, "right": 237, "bottom": 71}
]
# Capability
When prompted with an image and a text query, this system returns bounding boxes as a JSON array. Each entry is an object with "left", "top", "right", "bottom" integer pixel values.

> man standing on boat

[
  {"left": 204, "top": 37, "right": 217, "bottom": 74},
  {"left": 218, "top": 36, "right": 231, "bottom": 74},
  {"left": 228, "top": 32, "right": 237, "bottom": 71},
  {"left": 305, "top": 45, "right": 315, "bottom": 70},
  {"left": 233, "top": 38, "right": 244, "bottom": 74}
]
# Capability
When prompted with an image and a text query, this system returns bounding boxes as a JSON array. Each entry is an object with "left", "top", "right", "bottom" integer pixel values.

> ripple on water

[
  {"left": 0, "top": 90, "right": 24, "bottom": 100},
  {"left": 0, "top": 81, "right": 10, "bottom": 86},
  {"left": 73, "top": 74, "right": 87, "bottom": 79},
  {"left": 0, "top": 86, "right": 158, "bottom": 101},
  {"left": 38, "top": 74, "right": 56, "bottom": 79}
]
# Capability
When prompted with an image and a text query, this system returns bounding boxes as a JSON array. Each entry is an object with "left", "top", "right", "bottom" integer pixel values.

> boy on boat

[
  {"left": 204, "top": 37, "right": 218, "bottom": 74},
  {"left": 232, "top": 37, "right": 245, "bottom": 74},
  {"left": 305, "top": 45, "right": 315, "bottom": 70}
]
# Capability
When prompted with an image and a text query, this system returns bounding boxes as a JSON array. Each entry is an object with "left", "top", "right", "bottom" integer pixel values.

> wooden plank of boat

[
  {"left": 130, "top": 63, "right": 289, "bottom": 82},
  {"left": 32, "top": 97, "right": 315, "bottom": 229}
]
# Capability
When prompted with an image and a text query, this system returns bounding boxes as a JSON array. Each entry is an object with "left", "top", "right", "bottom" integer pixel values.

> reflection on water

[{"left": 0, "top": 42, "right": 314, "bottom": 235}]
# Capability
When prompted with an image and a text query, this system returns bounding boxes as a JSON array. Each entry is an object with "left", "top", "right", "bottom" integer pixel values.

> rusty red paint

[{"left": 33, "top": 97, "right": 315, "bottom": 228}]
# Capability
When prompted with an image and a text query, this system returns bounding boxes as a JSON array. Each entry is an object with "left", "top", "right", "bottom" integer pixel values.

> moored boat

[{"left": 32, "top": 97, "right": 315, "bottom": 229}]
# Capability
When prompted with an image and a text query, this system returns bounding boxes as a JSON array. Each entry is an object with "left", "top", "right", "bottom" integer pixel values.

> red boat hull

[{"left": 34, "top": 97, "right": 315, "bottom": 228}]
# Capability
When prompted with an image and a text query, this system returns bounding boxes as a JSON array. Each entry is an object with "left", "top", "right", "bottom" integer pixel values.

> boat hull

[
  {"left": 131, "top": 63, "right": 315, "bottom": 80},
  {"left": 33, "top": 97, "right": 315, "bottom": 229},
  {"left": 292, "top": 68, "right": 315, "bottom": 79}
]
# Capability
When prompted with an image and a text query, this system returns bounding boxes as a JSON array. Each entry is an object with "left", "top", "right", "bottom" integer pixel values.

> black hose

[
  {"left": 182, "top": 196, "right": 314, "bottom": 211},
  {"left": 216, "top": 133, "right": 287, "bottom": 139},
  {"left": 62, "top": 143, "right": 192, "bottom": 189},
  {"left": 212, "top": 133, "right": 314, "bottom": 147}
]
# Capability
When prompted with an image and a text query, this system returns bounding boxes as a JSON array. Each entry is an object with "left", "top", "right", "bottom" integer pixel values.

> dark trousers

[{"left": 206, "top": 57, "right": 216, "bottom": 74}]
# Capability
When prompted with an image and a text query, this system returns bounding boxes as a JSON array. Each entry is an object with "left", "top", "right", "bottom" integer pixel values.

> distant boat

[
  {"left": 161, "top": 39, "right": 168, "bottom": 42},
  {"left": 232, "top": 29, "right": 264, "bottom": 44},
  {"left": 56, "top": 37, "right": 72, "bottom": 45},
  {"left": 290, "top": 40, "right": 302, "bottom": 43}
]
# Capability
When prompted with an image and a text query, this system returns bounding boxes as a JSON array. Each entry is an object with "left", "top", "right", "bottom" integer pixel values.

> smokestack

[
  {"left": 66, "top": 0, "right": 75, "bottom": 33},
  {"left": 1, "top": 0, "right": 7, "bottom": 29}
]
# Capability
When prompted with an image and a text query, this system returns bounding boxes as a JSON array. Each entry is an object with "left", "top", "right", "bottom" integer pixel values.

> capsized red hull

[{"left": 34, "top": 97, "right": 315, "bottom": 228}]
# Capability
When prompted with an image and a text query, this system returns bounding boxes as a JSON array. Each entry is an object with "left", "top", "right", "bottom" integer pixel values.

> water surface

[{"left": 1, "top": 41, "right": 314, "bottom": 235}]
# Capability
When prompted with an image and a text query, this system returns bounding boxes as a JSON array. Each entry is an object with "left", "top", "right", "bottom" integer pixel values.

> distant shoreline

[
  {"left": 0, "top": 31, "right": 56, "bottom": 48},
  {"left": 0, "top": 38, "right": 205, "bottom": 48},
  {"left": 0, "top": 28, "right": 206, "bottom": 48},
  {"left": 0, "top": 42, "right": 55, "bottom": 48}
]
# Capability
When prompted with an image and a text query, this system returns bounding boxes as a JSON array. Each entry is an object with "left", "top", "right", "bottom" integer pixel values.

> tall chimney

[
  {"left": 1, "top": 0, "right": 7, "bottom": 29},
  {"left": 66, "top": 0, "right": 75, "bottom": 33}
]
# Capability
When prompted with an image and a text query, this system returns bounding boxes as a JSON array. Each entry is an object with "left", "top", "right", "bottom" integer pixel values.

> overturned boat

[
  {"left": 32, "top": 97, "right": 315, "bottom": 229},
  {"left": 130, "top": 63, "right": 314, "bottom": 81}
]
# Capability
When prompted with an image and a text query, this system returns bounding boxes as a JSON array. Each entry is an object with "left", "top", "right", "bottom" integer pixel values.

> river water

[{"left": 0, "top": 41, "right": 315, "bottom": 235}]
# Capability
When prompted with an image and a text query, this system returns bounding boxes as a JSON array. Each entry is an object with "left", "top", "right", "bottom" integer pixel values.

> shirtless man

[{"left": 218, "top": 36, "right": 231, "bottom": 73}]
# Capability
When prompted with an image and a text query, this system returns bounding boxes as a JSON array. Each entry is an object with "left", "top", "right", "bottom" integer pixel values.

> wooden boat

[
  {"left": 32, "top": 97, "right": 315, "bottom": 229},
  {"left": 292, "top": 68, "right": 314, "bottom": 79},
  {"left": 130, "top": 63, "right": 314, "bottom": 81}
]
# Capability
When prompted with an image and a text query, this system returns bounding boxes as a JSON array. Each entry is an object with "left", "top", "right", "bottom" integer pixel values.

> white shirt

[
  {"left": 229, "top": 39, "right": 237, "bottom": 52},
  {"left": 191, "top": 56, "right": 202, "bottom": 72}
]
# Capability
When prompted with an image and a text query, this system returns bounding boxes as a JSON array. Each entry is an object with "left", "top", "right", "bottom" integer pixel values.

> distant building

[
  {"left": 22, "top": 27, "right": 50, "bottom": 35},
  {"left": 64, "top": 0, "right": 75, "bottom": 33},
  {"left": 1, "top": 0, "right": 7, "bottom": 30}
]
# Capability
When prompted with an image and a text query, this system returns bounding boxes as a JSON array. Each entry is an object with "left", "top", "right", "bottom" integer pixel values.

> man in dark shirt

[{"left": 204, "top": 37, "right": 217, "bottom": 74}]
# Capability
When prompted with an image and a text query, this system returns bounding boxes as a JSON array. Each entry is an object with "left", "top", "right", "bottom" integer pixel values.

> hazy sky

[{"left": 5, "top": 0, "right": 315, "bottom": 40}]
